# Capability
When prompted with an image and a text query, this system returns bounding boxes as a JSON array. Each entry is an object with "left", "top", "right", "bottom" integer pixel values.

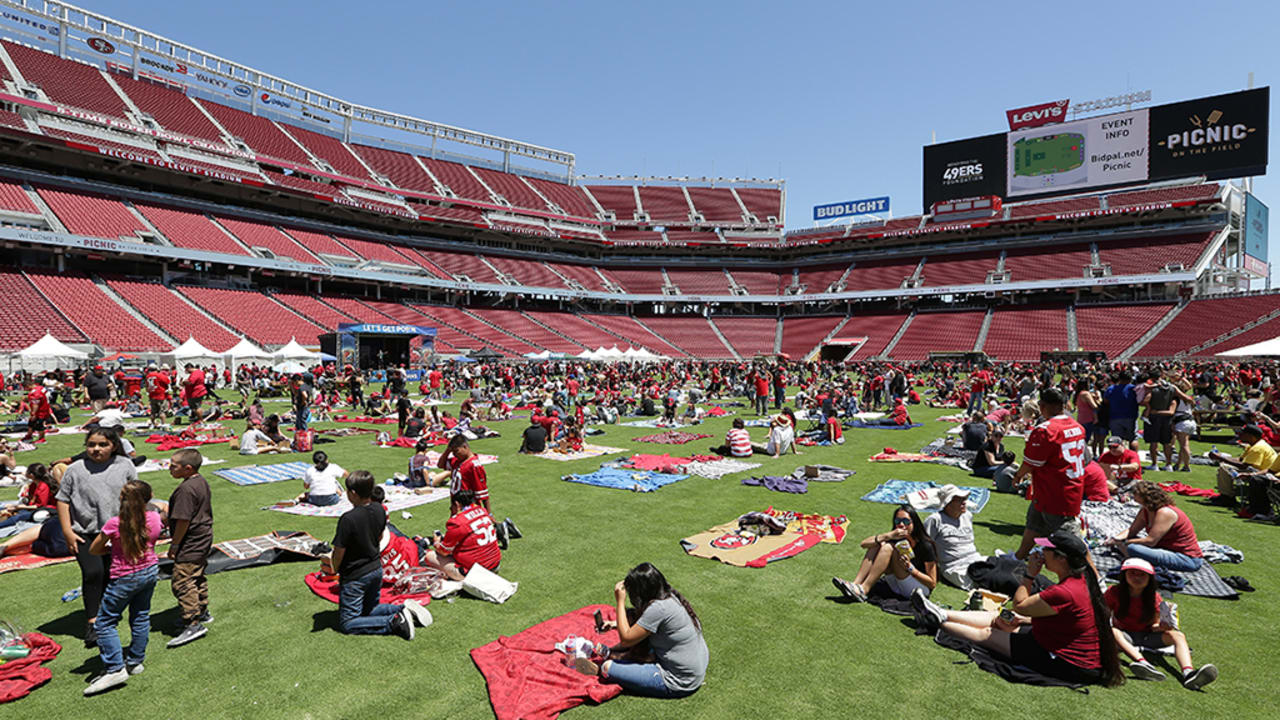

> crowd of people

[{"left": 6, "top": 352, "right": 1276, "bottom": 702}]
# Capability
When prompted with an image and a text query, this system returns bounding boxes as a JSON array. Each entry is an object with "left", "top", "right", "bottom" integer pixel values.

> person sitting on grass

[
  {"left": 1106, "top": 481, "right": 1203, "bottom": 571},
  {"left": 328, "top": 470, "right": 427, "bottom": 640},
  {"left": 403, "top": 408, "right": 426, "bottom": 439},
  {"left": 238, "top": 422, "right": 288, "bottom": 455},
  {"left": 1104, "top": 557, "right": 1217, "bottom": 688},
  {"left": 295, "top": 451, "right": 348, "bottom": 507},
  {"left": 419, "top": 489, "right": 501, "bottom": 581},
  {"left": 833, "top": 504, "right": 937, "bottom": 602},
  {"left": 971, "top": 428, "right": 1006, "bottom": 479},
  {"left": 574, "top": 562, "right": 708, "bottom": 699},
  {"left": 910, "top": 531, "right": 1123, "bottom": 688},
  {"left": 923, "top": 485, "right": 986, "bottom": 590},
  {"left": 0, "top": 463, "right": 56, "bottom": 529},
  {"left": 406, "top": 439, "right": 434, "bottom": 488}
]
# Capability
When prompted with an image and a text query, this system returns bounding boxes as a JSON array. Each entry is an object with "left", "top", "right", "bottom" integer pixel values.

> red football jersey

[
  {"left": 437, "top": 504, "right": 501, "bottom": 573},
  {"left": 146, "top": 371, "right": 170, "bottom": 401},
  {"left": 1023, "top": 414, "right": 1086, "bottom": 517},
  {"left": 27, "top": 386, "right": 51, "bottom": 419},
  {"left": 445, "top": 454, "right": 489, "bottom": 503}
]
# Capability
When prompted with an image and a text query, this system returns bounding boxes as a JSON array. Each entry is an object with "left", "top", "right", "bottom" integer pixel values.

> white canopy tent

[
  {"left": 1216, "top": 336, "right": 1280, "bottom": 357},
  {"left": 275, "top": 338, "right": 321, "bottom": 362},
  {"left": 12, "top": 333, "right": 88, "bottom": 371},
  {"left": 225, "top": 337, "right": 272, "bottom": 368},
  {"left": 170, "top": 336, "right": 222, "bottom": 365}
]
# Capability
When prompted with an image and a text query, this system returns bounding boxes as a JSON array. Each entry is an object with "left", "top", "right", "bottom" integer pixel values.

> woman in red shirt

[
  {"left": 1107, "top": 481, "right": 1203, "bottom": 572},
  {"left": 0, "top": 463, "right": 56, "bottom": 529},
  {"left": 1103, "top": 557, "right": 1217, "bottom": 688},
  {"left": 911, "top": 530, "right": 1123, "bottom": 687}
]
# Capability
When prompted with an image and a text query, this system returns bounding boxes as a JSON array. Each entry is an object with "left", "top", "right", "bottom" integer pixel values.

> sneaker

[
  {"left": 504, "top": 517, "right": 522, "bottom": 539},
  {"left": 910, "top": 588, "right": 946, "bottom": 631},
  {"left": 198, "top": 611, "right": 213, "bottom": 624},
  {"left": 126, "top": 663, "right": 145, "bottom": 676},
  {"left": 389, "top": 609, "right": 414, "bottom": 640},
  {"left": 1236, "top": 508, "right": 1256, "bottom": 519},
  {"left": 402, "top": 599, "right": 433, "bottom": 628},
  {"left": 1130, "top": 660, "right": 1166, "bottom": 681},
  {"left": 166, "top": 623, "right": 207, "bottom": 648},
  {"left": 1179, "top": 466, "right": 1191, "bottom": 472},
  {"left": 495, "top": 521, "right": 509, "bottom": 550},
  {"left": 1146, "top": 464, "right": 1160, "bottom": 472},
  {"left": 832, "top": 576, "right": 865, "bottom": 603},
  {"left": 1182, "top": 664, "right": 1218, "bottom": 690},
  {"left": 84, "top": 668, "right": 128, "bottom": 696},
  {"left": 1161, "top": 465, "right": 1174, "bottom": 472}
]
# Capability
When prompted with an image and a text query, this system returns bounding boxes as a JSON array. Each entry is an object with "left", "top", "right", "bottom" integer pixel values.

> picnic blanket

[
  {"left": 0, "top": 633, "right": 61, "bottom": 704},
  {"left": 145, "top": 434, "right": 234, "bottom": 451},
  {"left": 680, "top": 507, "right": 848, "bottom": 568},
  {"left": 135, "top": 456, "right": 224, "bottom": 474},
  {"left": 157, "top": 530, "right": 323, "bottom": 580},
  {"left": 791, "top": 464, "right": 854, "bottom": 483},
  {"left": 620, "top": 419, "right": 691, "bottom": 429},
  {"left": 304, "top": 570, "right": 432, "bottom": 607},
  {"left": 621, "top": 453, "right": 694, "bottom": 473},
  {"left": 563, "top": 468, "right": 687, "bottom": 493},
  {"left": 377, "top": 434, "right": 448, "bottom": 448},
  {"left": 932, "top": 630, "right": 1087, "bottom": 691},
  {"left": 859, "top": 479, "right": 991, "bottom": 514},
  {"left": 1093, "top": 549, "right": 1238, "bottom": 599},
  {"left": 265, "top": 486, "right": 450, "bottom": 517},
  {"left": 1079, "top": 500, "right": 1141, "bottom": 546},
  {"left": 851, "top": 412, "right": 887, "bottom": 421},
  {"left": 742, "top": 475, "right": 808, "bottom": 494},
  {"left": 632, "top": 431, "right": 711, "bottom": 445},
  {"left": 844, "top": 421, "right": 923, "bottom": 430},
  {"left": 214, "top": 461, "right": 312, "bottom": 486},
  {"left": 683, "top": 458, "right": 762, "bottom": 479},
  {"left": 868, "top": 450, "right": 972, "bottom": 470},
  {"left": 0, "top": 552, "right": 75, "bottom": 575},
  {"left": 532, "top": 444, "right": 626, "bottom": 462},
  {"left": 470, "top": 605, "right": 623, "bottom": 720},
  {"left": 332, "top": 414, "right": 397, "bottom": 425}
]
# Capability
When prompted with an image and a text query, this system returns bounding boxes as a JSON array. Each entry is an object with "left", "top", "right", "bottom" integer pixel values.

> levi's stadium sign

[{"left": 1006, "top": 100, "right": 1070, "bottom": 131}]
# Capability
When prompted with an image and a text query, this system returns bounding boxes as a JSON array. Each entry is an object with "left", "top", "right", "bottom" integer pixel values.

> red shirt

[
  {"left": 26, "top": 386, "right": 51, "bottom": 419},
  {"left": 146, "top": 371, "right": 170, "bottom": 402},
  {"left": 1032, "top": 575, "right": 1102, "bottom": 670},
  {"left": 428, "top": 370, "right": 442, "bottom": 389},
  {"left": 1146, "top": 505, "right": 1202, "bottom": 557},
  {"left": 1099, "top": 448, "right": 1142, "bottom": 481},
  {"left": 442, "top": 454, "right": 489, "bottom": 503},
  {"left": 22, "top": 481, "right": 53, "bottom": 507},
  {"left": 754, "top": 377, "right": 769, "bottom": 396},
  {"left": 1023, "top": 414, "right": 1086, "bottom": 517},
  {"left": 1103, "top": 584, "right": 1162, "bottom": 634},
  {"left": 437, "top": 504, "right": 501, "bottom": 573},
  {"left": 1080, "top": 461, "right": 1110, "bottom": 502},
  {"left": 185, "top": 369, "right": 207, "bottom": 399}
]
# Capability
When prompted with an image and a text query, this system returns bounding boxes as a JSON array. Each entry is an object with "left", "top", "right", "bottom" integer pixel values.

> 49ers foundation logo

[{"left": 710, "top": 532, "right": 757, "bottom": 550}]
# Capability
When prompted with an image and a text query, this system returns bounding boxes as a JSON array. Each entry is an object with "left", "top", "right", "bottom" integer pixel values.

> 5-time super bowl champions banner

[{"left": 923, "top": 87, "right": 1269, "bottom": 211}]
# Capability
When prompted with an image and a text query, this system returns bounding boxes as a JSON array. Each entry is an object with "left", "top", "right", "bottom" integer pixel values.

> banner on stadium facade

[
  {"left": 1006, "top": 109, "right": 1148, "bottom": 197},
  {"left": 1006, "top": 99, "right": 1069, "bottom": 131},
  {"left": 921, "top": 134, "right": 1006, "bottom": 213},
  {"left": 812, "top": 196, "right": 889, "bottom": 221},
  {"left": 1244, "top": 192, "right": 1269, "bottom": 264},
  {"left": 1148, "top": 87, "right": 1269, "bottom": 181},
  {"left": 923, "top": 87, "right": 1270, "bottom": 210}
]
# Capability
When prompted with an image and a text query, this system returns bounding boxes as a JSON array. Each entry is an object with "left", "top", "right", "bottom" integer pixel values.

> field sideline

[{"left": 1, "top": 388, "right": 1275, "bottom": 718}]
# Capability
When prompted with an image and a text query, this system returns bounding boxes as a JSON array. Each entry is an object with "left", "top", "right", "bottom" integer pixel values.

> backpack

[{"left": 291, "top": 429, "right": 314, "bottom": 453}]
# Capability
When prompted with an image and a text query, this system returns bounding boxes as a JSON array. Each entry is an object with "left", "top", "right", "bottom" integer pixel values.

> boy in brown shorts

[{"left": 166, "top": 448, "right": 213, "bottom": 648}]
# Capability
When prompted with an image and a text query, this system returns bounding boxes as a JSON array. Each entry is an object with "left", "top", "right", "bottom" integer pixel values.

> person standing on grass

[
  {"left": 182, "top": 364, "right": 207, "bottom": 425},
  {"left": 20, "top": 376, "right": 52, "bottom": 443},
  {"left": 56, "top": 427, "right": 136, "bottom": 648},
  {"left": 329, "top": 470, "right": 426, "bottom": 639},
  {"left": 166, "top": 449, "right": 214, "bottom": 649},
  {"left": 84, "top": 480, "right": 163, "bottom": 696},
  {"left": 1012, "top": 388, "right": 1087, "bottom": 560}
]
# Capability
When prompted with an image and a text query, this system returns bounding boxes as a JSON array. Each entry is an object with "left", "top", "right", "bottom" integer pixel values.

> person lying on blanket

[
  {"left": 419, "top": 489, "right": 501, "bottom": 581},
  {"left": 1105, "top": 557, "right": 1218, "bottom": 688},
  {"left": 573, "top": 562, "right": 709, "bottom": 699},
  {"left": 1105, "top": 481, "right": 1204, "bottom": 572},
  {"left": 833, "top": 504, "right": 937, "bottom": 602},
  {"left": 910, "top": 530, "right": 1124, "bottom": 688}
]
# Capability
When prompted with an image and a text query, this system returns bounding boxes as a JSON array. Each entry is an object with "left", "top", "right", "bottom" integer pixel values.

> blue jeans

[
  {"left": 295, "top": 409, "right": 310, "bottom": 431},
  {"left": 755, "top": 395, "right": 768, "bottom": 415},
  {"left": 967, "top": 391, "right": 984, "bottom": 414},
  {"left": 96, "top": 564, "right": 158, "bottom": 672},
  {"left": 0, "top": 508, "right": 36, "bottom": 529},
  {"left": 337, "top": 567, "right": 402, "bottom": 635},
  {"left": 604, "top": 660, "right": 693, "bottom": 699},
  {"left": 1125, "top": 543, "right": 1204, "bottom": 572},
  {"left": 306, "top": 493, "right": 342, "bottom": 507}
]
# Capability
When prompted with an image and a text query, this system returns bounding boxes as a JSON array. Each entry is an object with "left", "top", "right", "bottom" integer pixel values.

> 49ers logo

[{"left": 710, "top": 532, "right": 757, "bottom": 550}]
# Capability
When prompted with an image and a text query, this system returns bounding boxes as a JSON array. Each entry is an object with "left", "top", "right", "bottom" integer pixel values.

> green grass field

[
  {"left": 2, "top": 391, "right": 1277, "bottom": 718},
  {"left": 1014, "top": 133, "right": 1085, "bottom": 177}
]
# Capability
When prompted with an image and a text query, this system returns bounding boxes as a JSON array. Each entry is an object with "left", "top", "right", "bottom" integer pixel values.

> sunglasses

[{"left": 893, "top": 517, "right": 912, "bottom": 526}]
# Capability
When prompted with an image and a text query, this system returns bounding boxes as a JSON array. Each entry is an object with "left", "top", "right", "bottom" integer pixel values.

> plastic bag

[{"left": 461, "top": 564, "right": 518, "bottom": 604}]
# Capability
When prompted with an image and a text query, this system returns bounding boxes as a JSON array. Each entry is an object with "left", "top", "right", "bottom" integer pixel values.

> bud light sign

[{"left": 813, "top": 196, "right": 890, "bottom": 221}]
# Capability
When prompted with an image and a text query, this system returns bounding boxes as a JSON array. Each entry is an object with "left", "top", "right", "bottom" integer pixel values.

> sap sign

[{"left": 813, "top": 196, "right": 890, "bottom": 221}]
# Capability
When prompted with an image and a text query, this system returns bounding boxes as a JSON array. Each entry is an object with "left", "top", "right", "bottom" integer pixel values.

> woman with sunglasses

[
  {"left": 911, "top": 530, "right": 1124, "bottom": 687},
  {"left": 833, "top": 505, "right": 936, "bottom": 602}
]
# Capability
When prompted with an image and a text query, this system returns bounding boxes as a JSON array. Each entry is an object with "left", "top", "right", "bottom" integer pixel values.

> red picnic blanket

[
  {"left": 303, "top": 571, "right": 432, "bottom": 606},
  {"left": 0, "top": 633, "right": 61, "bottom": 704},
  {"left": 471, "top": 605, "right": 623, "bottom": 720},
  {"left": 1158, "top": 481, "right": 1219, "bottom": 498},
  {"left": 145, "top": 434, "right": 234, "bottom": 451},
  {"left": 332, "top": 414, "right": 397, "bottom": 425}
]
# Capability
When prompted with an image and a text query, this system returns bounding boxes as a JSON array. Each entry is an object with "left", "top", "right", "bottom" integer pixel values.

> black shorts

[
  {"left": 1145, "top": 414, "right": 1173, "bottom": 444},
  {"left": 188, "top": 396, "right": 203, "bottom": 411},
  {"left": 28, "top": 416, "right": 46, "bottom": 432},
  {"left": 1008, "top": 631, "right": 1104, "bottom": 686}
]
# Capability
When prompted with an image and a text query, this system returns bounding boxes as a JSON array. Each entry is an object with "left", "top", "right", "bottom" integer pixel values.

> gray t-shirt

[
  {"left": 54, "top": 455, "right": 137, "bottom": 536},
  {"left": 637, "top": 596, "right": 709, "bottom": 693},
  {"left": 923, "top": 511, "right": 983, "bottom": 571}
]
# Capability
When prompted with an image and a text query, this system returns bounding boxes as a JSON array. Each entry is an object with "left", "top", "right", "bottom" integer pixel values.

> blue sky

[{"left": 83, "top": 0, "right": 1278, "bottom": 241}]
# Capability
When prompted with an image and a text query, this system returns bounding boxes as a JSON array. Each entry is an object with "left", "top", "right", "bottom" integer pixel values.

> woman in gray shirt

[
  {"left": 575, "top": 563, "right": 708, "bottom": 698},
  {"left": 56, "top": 427, "right": 137, "bottom": 647}
]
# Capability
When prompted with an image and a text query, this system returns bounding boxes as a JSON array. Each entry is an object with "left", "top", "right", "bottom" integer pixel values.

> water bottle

[{"left": 61, "top": 587, "right": 82, "bottom": 603}]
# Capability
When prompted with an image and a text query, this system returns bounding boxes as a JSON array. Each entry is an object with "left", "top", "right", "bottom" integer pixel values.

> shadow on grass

[
  {"left": 311, "top": 610, "right": 339, "bottom": 633},
  {"left": 974, "top": 519, "right": 1026, "bottom": 537}
]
